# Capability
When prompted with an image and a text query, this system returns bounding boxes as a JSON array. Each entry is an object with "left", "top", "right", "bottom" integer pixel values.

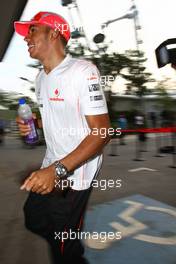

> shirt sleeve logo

[{"left": 87, "top": 72, "right": 98, "bottom": 81}]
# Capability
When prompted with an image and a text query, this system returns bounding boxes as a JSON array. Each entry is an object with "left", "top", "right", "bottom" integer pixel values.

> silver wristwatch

[{"left": 54, "top": 161, "right": 68, "bottom": 179}]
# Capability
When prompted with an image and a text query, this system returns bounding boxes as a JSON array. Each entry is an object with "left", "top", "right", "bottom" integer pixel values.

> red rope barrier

[{"left": 120, "top": 127, "right": 176, "bottom": 133}]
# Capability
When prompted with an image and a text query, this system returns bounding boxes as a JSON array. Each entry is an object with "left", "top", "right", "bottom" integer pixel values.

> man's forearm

[{"left": 59, "top": 133, "right": 110, "bottom": 172}]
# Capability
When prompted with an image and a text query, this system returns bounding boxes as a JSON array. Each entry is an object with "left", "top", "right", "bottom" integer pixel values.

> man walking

[{"left": 15, "top": 11, "right": 110, "bottom": 263}]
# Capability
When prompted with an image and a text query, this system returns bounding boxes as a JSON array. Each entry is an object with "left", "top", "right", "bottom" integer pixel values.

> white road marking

[
  {"left": 128, "top": 167, "right": 157, "bottom": 172},
  {"left": 84, "top": 200, "right": 176, "bottom": 249}
]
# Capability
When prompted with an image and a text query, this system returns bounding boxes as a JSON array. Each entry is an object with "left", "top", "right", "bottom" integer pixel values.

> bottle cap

[{"left": 19, "top": 98, "right": 26, "bottom": 105}]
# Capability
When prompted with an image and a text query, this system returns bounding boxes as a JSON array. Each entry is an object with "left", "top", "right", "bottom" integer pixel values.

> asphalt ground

[{"left": 0, "top": 134, "right": 175, "bottom": 264}]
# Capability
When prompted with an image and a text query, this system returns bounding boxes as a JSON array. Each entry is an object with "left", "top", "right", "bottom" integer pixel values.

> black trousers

[{"left": 23, "top": 186, "right": 92, "bottom": 264}]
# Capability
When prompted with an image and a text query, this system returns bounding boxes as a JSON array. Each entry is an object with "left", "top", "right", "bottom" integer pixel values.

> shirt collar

[{"left": 44, "top": 54, "right": 72, "bottom": 75}]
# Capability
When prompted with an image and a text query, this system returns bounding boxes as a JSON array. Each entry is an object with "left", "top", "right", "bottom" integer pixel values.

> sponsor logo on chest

[{"left": 49, "top": 88, "right": 64, "bottom": 101}]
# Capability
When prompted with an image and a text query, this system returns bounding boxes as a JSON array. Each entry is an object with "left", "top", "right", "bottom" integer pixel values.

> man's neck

[{"left": 42, "top": 52, "right": 66, "bottom": 74}]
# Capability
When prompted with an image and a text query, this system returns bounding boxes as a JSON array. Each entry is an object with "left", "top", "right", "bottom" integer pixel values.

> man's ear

[{"left": 51, "top": 29, "right": 60, "bottom": 40}]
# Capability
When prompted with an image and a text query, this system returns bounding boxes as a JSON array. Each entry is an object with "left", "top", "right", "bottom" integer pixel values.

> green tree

[
  {"left": 121, "top": 50, "right": 155, "bottom": 96},
  {"left": 155, "top": 79, "right": 175, "bottom": 111}
]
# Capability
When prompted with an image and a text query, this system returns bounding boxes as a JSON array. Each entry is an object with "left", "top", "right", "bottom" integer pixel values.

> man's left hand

[{"left": 20, "top": 165, "right": 55, "bottom": 195}]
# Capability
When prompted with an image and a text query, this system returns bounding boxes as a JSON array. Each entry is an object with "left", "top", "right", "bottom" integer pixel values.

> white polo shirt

[{"left": 35, "top": 55, "right": 108, "bottom": 190}]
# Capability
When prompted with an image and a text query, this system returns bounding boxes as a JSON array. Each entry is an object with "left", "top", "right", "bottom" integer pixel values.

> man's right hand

[{"left": 16, "top": 113, "right": 37, "bottom": 136}]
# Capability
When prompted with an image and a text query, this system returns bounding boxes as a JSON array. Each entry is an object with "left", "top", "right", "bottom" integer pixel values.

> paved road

[{"left": 0, "top": 135, "right": 175, "bottom": 264}]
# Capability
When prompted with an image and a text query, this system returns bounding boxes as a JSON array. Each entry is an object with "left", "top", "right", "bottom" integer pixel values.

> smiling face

[{"left": 24, "top": 24, "right": 52, "bottom": 60}]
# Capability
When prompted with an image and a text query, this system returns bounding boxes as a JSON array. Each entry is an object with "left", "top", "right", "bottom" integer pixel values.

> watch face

[{"left": 55, "top": 162, "right": 67, "bottom": 178}]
